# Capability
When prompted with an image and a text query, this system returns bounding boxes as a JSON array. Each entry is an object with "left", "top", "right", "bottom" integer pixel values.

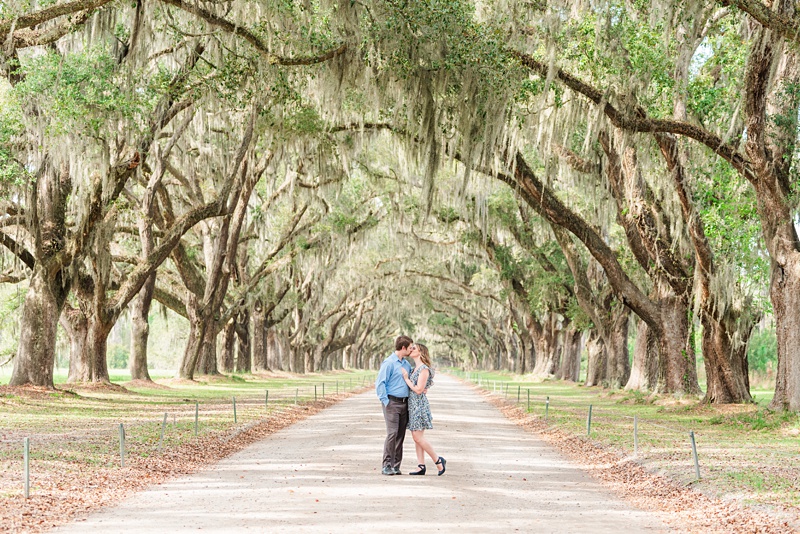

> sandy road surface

[{"left": 54, "top": 375, "right": 666, "bottom": 533}]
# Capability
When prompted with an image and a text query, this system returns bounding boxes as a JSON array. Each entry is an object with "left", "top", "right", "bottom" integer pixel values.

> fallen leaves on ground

[
  {"left": 483, "top": 388, "right": 798, "bottom": 534},
  {"left": 0, "top": 390, "right": 364, "bottom": 534}
]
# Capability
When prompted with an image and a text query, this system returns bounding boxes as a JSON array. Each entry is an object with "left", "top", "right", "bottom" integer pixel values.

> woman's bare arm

[{"left": 404, "top": 368, "right": 429, "bottom": 394}]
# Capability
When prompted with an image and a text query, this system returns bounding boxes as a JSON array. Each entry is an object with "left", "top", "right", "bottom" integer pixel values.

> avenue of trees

[{"left": 0, "top": 0, "right": 799, "bottom": 409}]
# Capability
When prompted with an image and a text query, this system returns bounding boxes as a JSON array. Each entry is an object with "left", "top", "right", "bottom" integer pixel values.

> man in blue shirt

[{"left": 376, "top": 335, "right": 414, "bottom": 475}]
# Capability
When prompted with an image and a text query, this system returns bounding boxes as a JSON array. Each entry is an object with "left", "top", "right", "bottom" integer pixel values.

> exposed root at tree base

[
  {"left": 0, "top": 388, "right": 370, "bottom": 534},
  {"left": 482, "top": 388, "right": 797, "bottom": 534}
]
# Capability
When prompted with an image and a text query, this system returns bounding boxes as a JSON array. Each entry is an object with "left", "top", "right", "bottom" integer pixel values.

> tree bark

[
  {"left": 584, "top": 330, "right": 606, "bottom": 387},
  {"left": 656, "top": 294, "right": 699, "bottom": 395},
  {"left": 235, "top": 309, "right": 251, "bottom": 373},
  {"left": 701, "top": 311, "right": 754, "bottom": 403},
  {"left": 607, "top": 309, "right": 631, "bottom": 388},
  {"left": 219, "top": 319, "right": 236, "bottom": 373},
  {"left": 558, "top": 326, "right": 581, "bottom": 382},
  {"left": 61, "top": 306, "right": 89, "bottom": 383},
  {"left": 769, "top": 254, "right": 800, "bottom": 409},
  {"left": 252, "top": 301, "right": 268, "bottom": 372},
  {"left": 129, "top": 274, "right": 154, "bottom": 381},
  {"left": 86, "top": 315, "right": 111, "bottom": 383},
  {"left": 266, "top": 328, "right": 283, "bottom": 371},
  {"left": 196, "top": 319, "right": 219, "bottom": 375},
  {"left": 741, "top": 18, "right": 800, "bottom": 409},
  {"left": 626, "top": 320, "right": 659, "bottom": 391},
  {"left": 531, "top": 314, "right": 559, "bottom": 377}
]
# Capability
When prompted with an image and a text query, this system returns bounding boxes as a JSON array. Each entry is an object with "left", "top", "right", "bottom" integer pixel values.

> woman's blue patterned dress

[{"left": 408, "top": 364, "right": 434, "bottom": 431}]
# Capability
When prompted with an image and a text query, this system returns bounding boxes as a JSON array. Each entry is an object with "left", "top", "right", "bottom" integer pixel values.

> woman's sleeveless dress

[{"left": 408, "top": 364, "right": 434, "bottom": 431}]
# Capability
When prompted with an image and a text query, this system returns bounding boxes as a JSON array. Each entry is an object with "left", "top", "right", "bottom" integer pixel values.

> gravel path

[{"left": 54, "top": 375, "right": 666, "bottom": 533}]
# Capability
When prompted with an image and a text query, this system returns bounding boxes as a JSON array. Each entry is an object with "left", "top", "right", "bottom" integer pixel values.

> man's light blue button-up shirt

[{"left": 376, "top": 353, "right": 413, "bottom": 406}]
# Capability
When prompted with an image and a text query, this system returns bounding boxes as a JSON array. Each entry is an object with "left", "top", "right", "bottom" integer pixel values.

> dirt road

[{"left": 54, "top": 375, "right": 665, "bottom": 533}]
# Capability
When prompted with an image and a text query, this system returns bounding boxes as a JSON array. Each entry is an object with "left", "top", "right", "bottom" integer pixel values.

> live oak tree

[{"left": 2, "top": 0, "right": 798, "bottom": 411}]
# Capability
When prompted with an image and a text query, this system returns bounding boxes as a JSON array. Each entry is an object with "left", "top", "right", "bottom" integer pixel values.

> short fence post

[
  {"left": 159, "top": 412, "right": 168, "bottom": 451},
  {"left": 545, "top": 396, "right": 549, "bottom": 421},
  {"left": 23, "top": 437, "right": 30, "bottom": 499},
  {"left": 119, "top": 423, "right": 125, "bottom": 467},
  {"left": 265, "top": 390, "right": 269, "bottom": 410},
  {"left": 322, "top": 383, "right": 325, "bottom": 398},
  {"left": 336, "top": 380, "right": 339, "bottom": 394},
  {"left": 233, "top": 396, "right": 237, "bottom": 423},
  {"left": 689, "top": 431, "right": 700, "bottom": 480},
  {"left": 194, "top": 402, "right": 199, "bottom": 436},
  {"left": 587, "top": 405, "right": 593, "bottom": 436},
  {"left": 315, "top": 385, "right": 318, "bottom": 401},
  {"left": 633, "top": 415, "right": 638, "bottom": 456},
  {"left": 517, "top": 385, "right": 521, "bottom": 403},
  {"left": 527, "top": 389, "right": 530, "bottom": 412}
]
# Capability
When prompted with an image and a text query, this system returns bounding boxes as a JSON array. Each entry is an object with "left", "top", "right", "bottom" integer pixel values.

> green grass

[{"left": 452, "top": 369, "right": 800, "bottom": 513}]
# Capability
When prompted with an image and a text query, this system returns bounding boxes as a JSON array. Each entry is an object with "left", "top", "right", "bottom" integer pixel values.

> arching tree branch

[
  {"left": 159, "top": 0, "right": 347, "bottom": 65},
  {"left": 512, "top": 50, "right": 754, "bottom": 181}
]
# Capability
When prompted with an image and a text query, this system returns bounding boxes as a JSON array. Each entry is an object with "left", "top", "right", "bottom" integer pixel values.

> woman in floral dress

[{"left": 401, "top": 343, "right": 446, "bottom": 476}]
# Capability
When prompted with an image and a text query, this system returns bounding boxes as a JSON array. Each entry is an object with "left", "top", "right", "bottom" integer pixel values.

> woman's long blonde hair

[{"left": 416, "top": 343, "right": 433, "bottom": 368}]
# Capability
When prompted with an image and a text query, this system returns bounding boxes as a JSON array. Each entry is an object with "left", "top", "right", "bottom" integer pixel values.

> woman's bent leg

[{"left": 411, "top": 430, "right": 438, "bottom": 463}]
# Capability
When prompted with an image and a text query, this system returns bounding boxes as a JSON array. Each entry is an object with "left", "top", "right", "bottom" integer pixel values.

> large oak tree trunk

[
  {"left": 742, "top": 15, "right": 800, "bottom": 410},
  {"left": 61, "top": 306, "right": 89, "bottom": 383},
  {"left": 129, "top": 274, "right": 155, "bottom": 382},
  {"left": 252, "top": 301, "right": 268, "bottom": 371},
  {"left": 219, "top": 319, "right": 236, "bottom": 373},
  {"left": 626, "top": 320, "right": 658, "bottom": 391},
  {"left": 701, "top": 310, "right": 754, "bottom": 404},
  {"left": 768, "top": 254, "right": 800, "bottom": 409},
  {"left": 584, "top": 330, "right": 606, "bottom": 387},
  {"left": 606, "top": 310, "right": 630, "bottom": 388},
  {"left": 10, "top": 267, "right": 68, "bottom": 387},
  {"left": 656, "top": 294, "right": 700, "bottom": 395},
  {"left": 531, "top": 315, "right": 558, "bottom": 376},
  {"left": 179, "top": 300, "right": 206, "bottom": 378},
  {"left": 235, "top": 309, "right": 251, "bottom": 373},
  {"left": 558, "top": 326, "right": 581, "bottom": 382},
  {"left": 197, "top": 320, "right": 219, "bottom": 375},
  {"left": 86, "top": 316, "right": 112, "bottom": 384},
  {"left": 266, "top": 329, "right": 282, "bottom": 371}
]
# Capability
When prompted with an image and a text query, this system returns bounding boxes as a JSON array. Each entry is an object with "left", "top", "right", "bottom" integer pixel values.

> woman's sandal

[
  {"left": 435, "top": 457, "right": 446, "bottom": 476},
  {"left": 409, "top": 464, "right": 426, "bottom": 475}
]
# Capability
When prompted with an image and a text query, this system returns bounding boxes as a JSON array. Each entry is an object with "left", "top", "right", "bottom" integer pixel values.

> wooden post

[
  {"left": 587, "top": 405, "right": 593, "bottom": 436},
  {"left": 527, "top": 389, "right": 530, "bottom": 412},
  {"left": 233, "top": 396, "right": 238, "bottom": 423},
  {"left": 194, "top": 402, "right": 199, "bottom": 436},
  {"left": 336, "top": 380, "right": 339, "bottom": 394},
  {"left": 315, "top": 385, "right": 318, "bottom": 401},
  {"left": 159, "top": 412, "right": 168, "bottom": 451},
  {"left": 119, "top": 423, "right": 125, "bottom": 467},
  {"left": 322, "top": 383, "right": 325, "bottom": 398},
  {"left": 545, "top": 396, "right": 549, "bottom": 421},
  {"left": 690, "top": 431, "right": 700, "bottom": 480},
  {"left": 517, "top": 385, "right": 521, "bottom": 403},
  {"left": 265, "top": 390, "right": 269, "bottom": 410},
  {"left": 23, "top": 437, "right": 30, "bottom": 499}
]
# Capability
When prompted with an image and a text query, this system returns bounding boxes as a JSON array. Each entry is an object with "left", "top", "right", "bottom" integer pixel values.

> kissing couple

[{"left": 375, "top": 335, "right": 446, "bottom": 476}]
